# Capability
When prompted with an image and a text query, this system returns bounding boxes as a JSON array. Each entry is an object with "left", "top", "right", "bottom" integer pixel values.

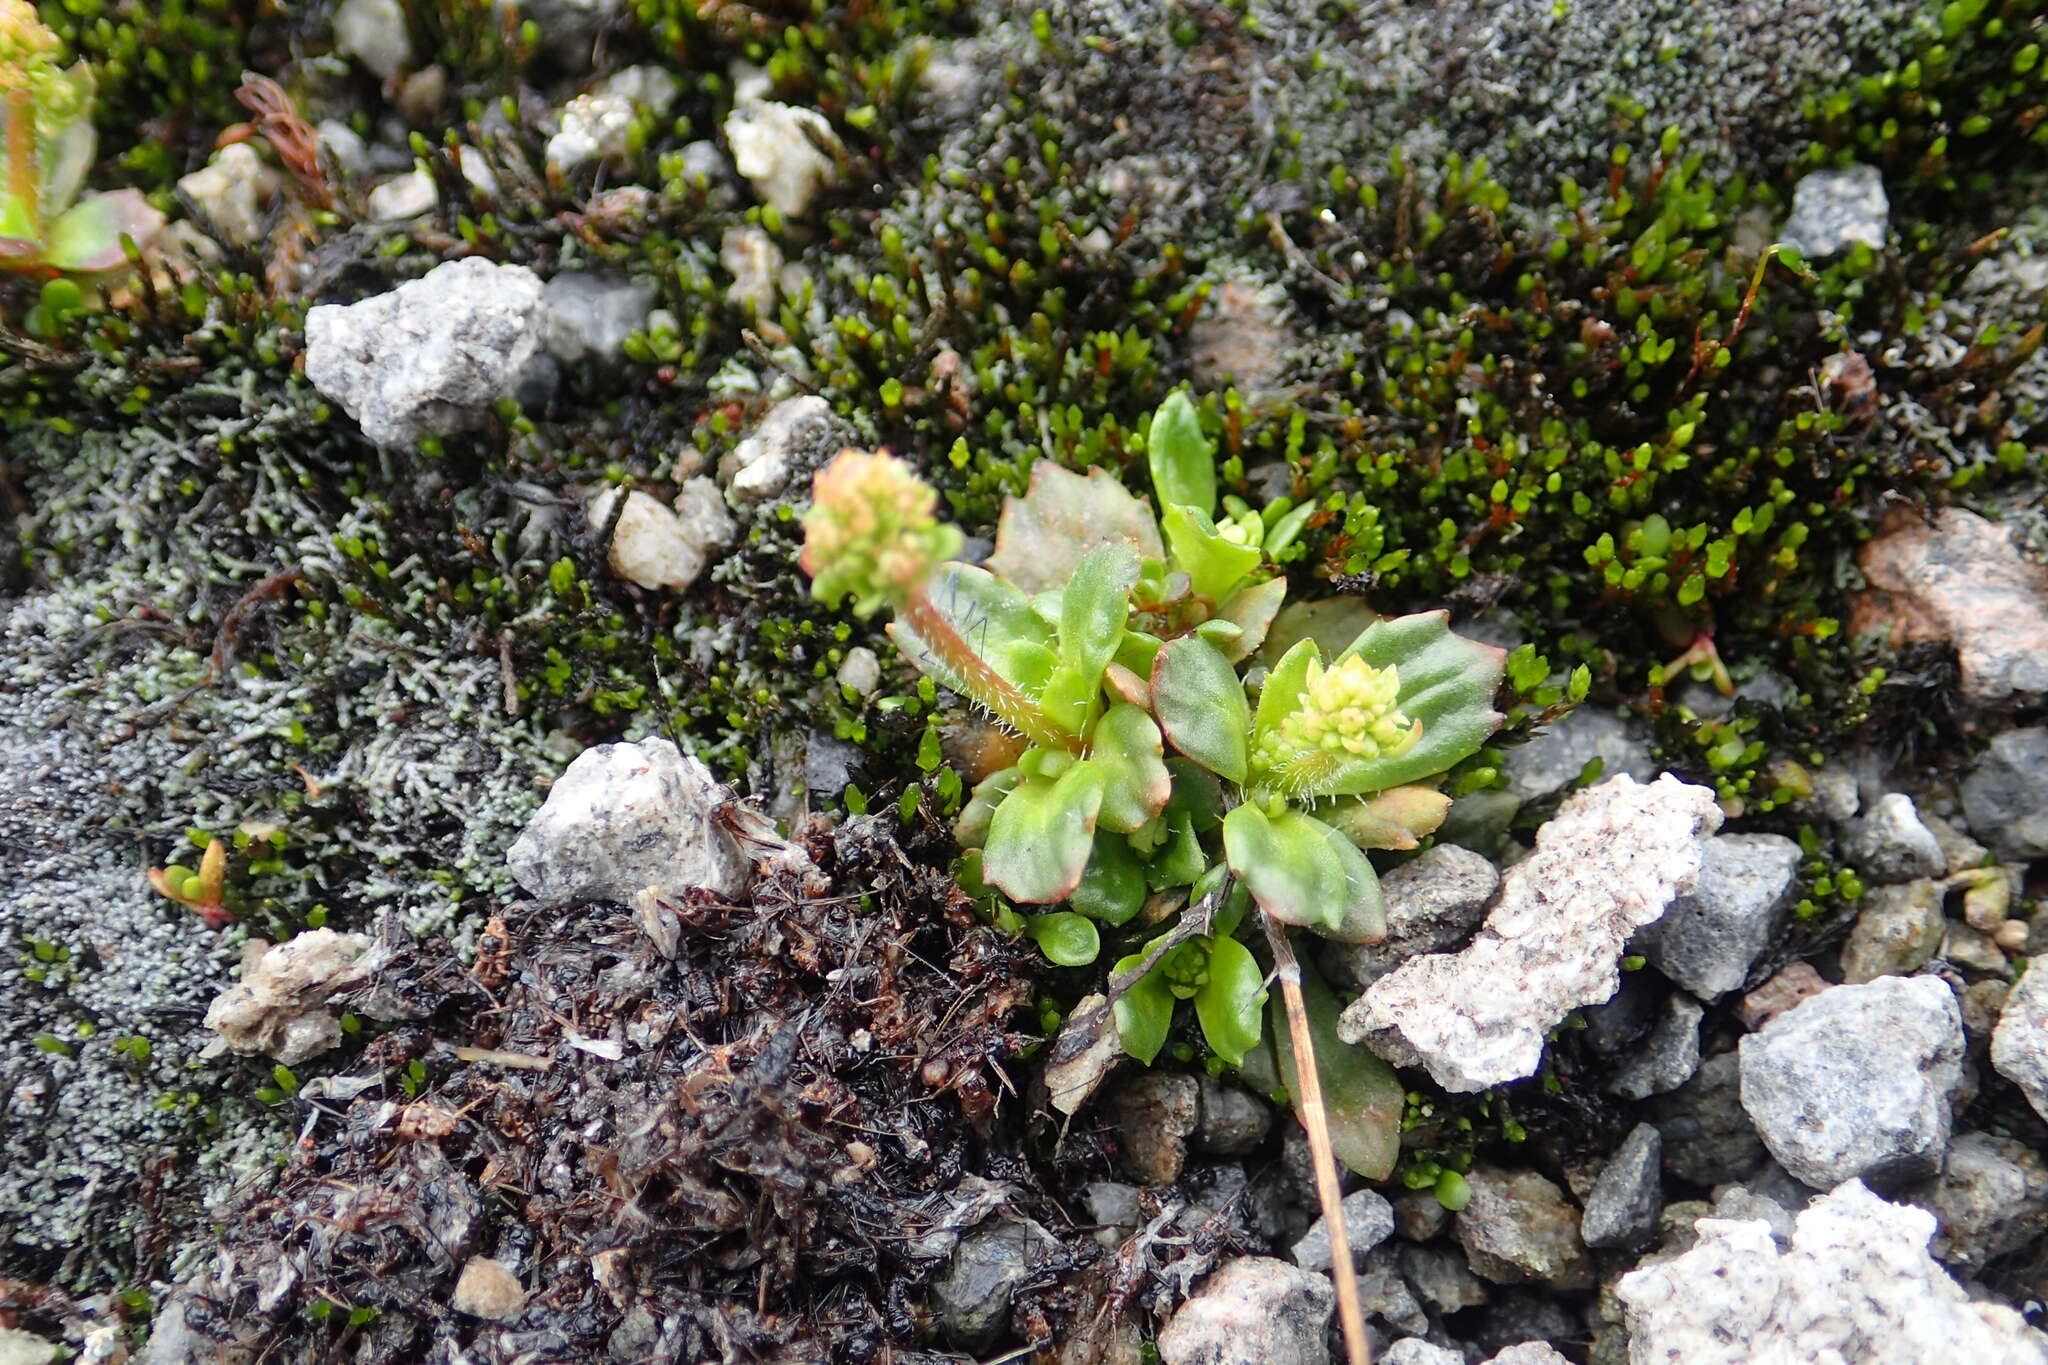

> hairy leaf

[
  {"left": 982, "top": 761, "right": 1105, "bottom": 904},
  {"left": 1041, "top": 544, "right": 1140, "bottom": 733},
  {"left": 988, "top": 462, "right": 1164, "bottom": 594},
  {"left": 1151, "top": 635, "right": 1250, "bottom": 784},
  {"left": 954, "top": 766, "right": 1022, "bottom": 849}
]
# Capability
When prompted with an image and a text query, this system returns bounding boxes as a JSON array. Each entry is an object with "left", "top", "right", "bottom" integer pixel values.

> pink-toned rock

[
  {"left": 1187, "top": 279, "right": 1294, "bottom": 391},
  {"left": 1852, "top": 508, "right": 2048, "bottom": 704},
  {"left": 1737, "top": 961, "right": 1831, "bottom": 1031}
]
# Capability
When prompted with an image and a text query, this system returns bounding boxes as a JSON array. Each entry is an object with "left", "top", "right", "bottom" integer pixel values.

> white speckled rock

[
  {"left": 506, "top": 738, "right": 749, "bottom": 905},
  {"left": 1780, "top": 164, "right": 1888, "bottom": 258},
  {"left": 724, "top": 95, "right": 841, "bottom": 218},
  {"left": 1616, "top": 1180, "right": 2048, "bottom": 1364},
  {"left": 305, "top": 258, "right": 549, "bottom": 448},
  {"left": 546, "top": 66, "right": 680, "bottom": 173},
  {"left": 333, "top": 0, "right": 411, "bottom": 79},
  {"left": 1157, "top": 1256, "right": 1332, "bottom": 1365},
  {"left": 1992, "top": 955, "right": 2048, "bottom": 1123},
  {"left": 1339, "top": 774, "right": 1722, "bottom": 1092}
]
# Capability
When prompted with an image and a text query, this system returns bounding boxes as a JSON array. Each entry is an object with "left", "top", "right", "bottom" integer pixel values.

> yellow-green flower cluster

[
  {"left": 0, "top": 0, "right": 88, "bottom": 134},
  {"left": 800, "top": 448, "right": 964, "bottom": 618},
  {"left": 1257, "top": 654, "right": 1419, "bottom": 773}
]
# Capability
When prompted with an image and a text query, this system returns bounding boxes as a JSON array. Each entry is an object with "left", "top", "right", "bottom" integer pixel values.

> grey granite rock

[
  {"left": 720, "top": 395, "right": 852, "bottom": 505},
  {"left": 1652, "top": 1052, "right": 1765, "bottom": 1186},
  {"left": 541, "top": 272, "right": 657, "bottom": 369},
  {"left": 1323, "top": 842, "right": 1500, "bottom": 991},
  {"left": 506, "top": 738, "right": 750, "bottom": 905},
  {"left": 1961, "top": 729, "right": 2048, "bottom": 861},
  {"left": 1194, "top": 1076, "right": 1271, "bottom": 1157},
  {"left": 1738, "top": 975, "right": 1963, "bottom": 1189},
  {"left": 1455, "top": 1168, "right": 1593, "bottom": 1291},
  {"left": 1904, "top": 1131, "right": 2048, "bottom": 1270},
  {"left": 1397, "top": 1243, "right": 1488, "bottom": 1315},
  {"left": 1607, "top": 992, "right": 1704, "bottom": 1100},
  {"left": 1354, "top": 1245, "right": 1429, "bottom": 1337},
  {"left": 1780, "top": 164, "right": 1888, "bottom": 257},
  {"left": 306, "top": 258, "right": 553, "bottom": 448},
  {"left": 1380, "top": 1342, "right": 1460, "bottom": 1365},
  {"left": 1289, "top": 1189, "right": 1395, "bottom": 1272},
  {"left": 1617, "top": 1180, "right": 2048, "bottom": 1364},
  {"left": 1991, "top": 955, "right": 2048, "bottom": 1123},
  {"left": 1856, "top": 509, "right": 2048, "bottom": 705},
  {"left": 1157, "top": 1256, "right": 1333, "bottom": 1365},
  {"left": 1631, "top": 833, "right": 1802, "bottom": 999},
  {"left": 1581, "top": 1124, "right": 1663, "bottom": 1251},
  {"left": 1111, "top": 1072, "right": 1199, "bottom": 1185},
  {"left": 1839, "top": 880, "right": 1945, "bottom": 983},
  {"left": 1841, "top": 792, "right": 1947, "bottom": 884},
  {"left": 1342, "top": 776, "right": 1721, "bottom": 1092},
  {"left": 1501, "top": 706, "right": 1656, "bottom": 801},
  {"left": 931, "top": 1216, "right": 1058, "bottom": 1351}
]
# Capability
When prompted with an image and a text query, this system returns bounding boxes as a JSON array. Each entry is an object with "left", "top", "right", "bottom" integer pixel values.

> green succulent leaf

[
  {"left": 1267, "top": 955, "right": 1403, "bottom": 1180},
  {"left": 987, "top": 462, "right": 1165, "bottom": 594},
  {"left": 1322, "top": 785, "right": 1453, "bottom": 851},
  {"left": 42, "top": 189, "right": 163, "bottom": 274},
  {"left": 1216, "top": 577, "right": 1289, "bottom": 663},
  {"left": 1039, "top": 544, "right": 1141, "bottom": 733},
  {"left": 1164, "top": 757, "right": 1227, "bottom": 831},
  {"left": 1260, "top": 500, "right": 1317, "bottom": 561},
  {"left": 1315, "top": 818, "right": 1388, "bottom": 943},
  {"left": 1323, "top": 610, "right": 1508, "bottom": 795},
  {"left": 1146, "top": 389, "right": 1216, "bottom": 515},
  {"left": 1150, "top": 635, "right": 1250, "bottom": 784},
  {"left": 1027, "top": 912, "right": 1101, "bottom": 967},
  {"left": 1161, "top": 503, "right": 1263, "bottom": 604},
  {"left": 1070, "top": 831, "right": 1147, "bottom": 926},
  {"left": 1194, "top": 934, "right": 1267, "bottom": 1066},
  {"left": 1258, "top": 598, "right": 1381, "bottom": 669},
  {"left": 981, "top": 760, "right": 1105, "bottom": 904},
  {"left": 954, "top": 766, "right": 1022, "bottom": 849},
  {"left": 1089, "top": 701, "right": 1173, "bottom": 833},
  {"left": 891, "top": 561, "right": 1055, "bottom": 700},
  {"left": 1146, "top": 809, "right": 1207, "bottom": 890},
  {"left": 1112, "top": 954, "right": 1176, "bottom": 1066},
  {"left": 1254, "top": 636, "right": 1320, "bottom": 738},
  {"left": 1222, "top": 802, "right": 1349, "bottom": 933}
]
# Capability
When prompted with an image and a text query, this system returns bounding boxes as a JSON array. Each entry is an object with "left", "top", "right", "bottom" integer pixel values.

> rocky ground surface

[{"left": 5, "top": 0, "right": 2048, "bottom": 1362}]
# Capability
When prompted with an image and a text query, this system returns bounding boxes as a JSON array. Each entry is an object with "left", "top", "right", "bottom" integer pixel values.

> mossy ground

[{"left": 2, "top": 0, "right": 2045, "bottom": 1352}]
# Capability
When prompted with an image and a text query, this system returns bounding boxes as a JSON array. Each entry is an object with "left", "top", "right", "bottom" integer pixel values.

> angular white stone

[
  {"left": 1992, "top": 955, "right": 2048, "bottom": 1123},
  {"left": 204, "top": 928, "right": 372, "bottom": 1065},
  {"left": 725, "top": 97, "right": 841, "bottom": 218},
  {"left": 1338, "top": 774, "right": 1721, "bottom": 1092}
]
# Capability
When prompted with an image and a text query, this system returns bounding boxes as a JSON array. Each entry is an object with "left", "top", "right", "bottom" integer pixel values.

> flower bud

[{"left": 800, "top": 448, "right": 963, "bottom": 618}]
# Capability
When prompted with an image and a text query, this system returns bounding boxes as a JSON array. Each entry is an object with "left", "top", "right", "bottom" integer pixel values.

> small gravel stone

[
  {"left": 1324, "top": 843, "right": 1499, "bottom": 992},
  {"left": 1469, "top": 1291, "right": 1578, "bottom": 1359},
  {"left": 1991, "top": 956, "right": 2048, "bottom": 1123},
  {"left": 1083, "top": 1181, "right": 1144, "bottom": 1247},
  {"left": 1960, "top": 728, "right": 2048, "bottom": 861},
  {"left": 1854, "top": 508, "right": 2048, "bottom": 706},
  {"left": 548, "top": 66, "right": 681, "bottom": 172},
  {"left": 176, "top": 144, "right": 279, "bottom": 246},
  {"left": 1944, "top": 921, "right": 2009, "bottom": 975},
  {"left": 836, "top": 646, "right": 882, "bottom": 696},
  {"left": 1381, "top": 1341, "right": 1460, "bottom": 1365},
  {"left": 1780, "top": 164, "right": 1888, "bottom": 257},
  {"left": 203, "top": 928, "right": 371, "bottom": 1064},
  {"left": 1157, "top": 1256, "right": 1333, "bottom": 1365},
  {"left": 1631, "top": 833, "right": 1801, "bottom": 999},
  {"left": 1484, "top": 1348, "right": 1571, "bottom": 1365},
  {"left": 1652, "top": 1052, "right": 1765, "bottom": 1186},
  {"left": 1397, "top": 1243, "right": 1489, "bottom": 1314},
  {"left": 585, "top": 482, "right": 734, "bottom": 592},
  {"left": 0, "top": 1329, "right": 59, "bottom": 1365},
  {"left": 1738, "top": 974, "right": 1963, "bottom": 1189},
  {"left": 1904, "top": 1131, "right": 2048, "bottom": 1270},
  {"left": 1111, "top": 1072, "right": 1199, "bottom": 1185},
  {"left": 1606, "top": 992, "right": 1704, "bottom": 1100},
  {"left": 1838, "top": 879, "right": 1945, "bottom": 983},
  {"left": 365, "top": 169, "right": 436, "bottom": 221},
  {"left": 721, "top": 394, "right": 850, "bottom": 505},
  {"left": 1501, "top": 706, "right": 1656, "bottom": 801},
  {"left": 1290, "top": 1189, "right": 1395, "bottom": 1272},
  {"left": 1735, "top": 962, "right": 1830, "bottom": 1031},
  {"left": 1354, "top": 1245, "right": 1429, "bottom": 1337},
  {"left": 506, "top": 737, "right": 750, "bottom": 905},
  {"left": 1455, "top": 1168, "right": 1593, "bottom": 1291},
  {"left": 305, "top": 257, "right": 550, "bottom": 448},
  {"left": 333, "top": 0, "right": 411, "bottom": 78},
  {"left": 1194, "top": 1076, "right": 1271, "bottom": 1157},
  {"left": 451, "top": 1256, "right": 525, "bottom": 1321},
  {"left": 1392, "top": 1190, "right": 1449, "bottom": 1243},
  {"left": 1841, "top": 792, "right": 1947, "bottom": 884},
  {"left": 541, "top": 272, "right": 657, "bottom": 369},
  {"left": 1186, "top": 277, "right": 1295, "bottom": 392},
  {"left": 1924, "top": 813, "right": 1991, "bottom": 877},
  {"left": 724, "top": 85, "right": 841, "bottom": 218},
  {"left": 1581, "top": 1124, "right": 1663, "bottom": 1251},
  {"left": 932, "top": 1217, "right": 1058, "bottom": 1351}
]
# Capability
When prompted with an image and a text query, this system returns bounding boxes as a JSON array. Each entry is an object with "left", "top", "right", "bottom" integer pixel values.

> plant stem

[
  {"left": 899, "top": 590, "right": 1081, "bottom": 754},
  {"left": 1262, "top": 913, "right": 1372, "bottom": 1365}
]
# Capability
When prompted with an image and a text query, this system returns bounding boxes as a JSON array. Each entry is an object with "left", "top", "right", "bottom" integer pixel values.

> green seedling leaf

[
  {"left": 1267, "top": 955, "right": 1404, "bottom": 1179},
  {"left": 1222, "top": 803, "right": 1360, "bottom": 936},
  {"left": 1314, "top": 816, "right": 1388, "bottom": 943},
  {"left": 1151, "top": 635, "right": 1250, "bottom": 784},
  {"left": 982, "top": 760, "right": 1105, "bottom": 903},
  {"left": 1071, "top": 831, "right": 1146, "bottom": 925},
  {"left": 1254, "top": 637, "right": 1319, "bottom": 739},
  {"left": 1112, "top": 953, "right": 1176, "bottom": 1065},
  {"left": 1027, "top": 912, "right": 1101, "bottom": 966},
  {"left": 1216, "top": 577, "right": 1288, "bottom": 663},
  {"left": 1146, "top": 809, "right": 1207, "bottom": 891},
  {"left": 1090, "top": 702, "right": 1172, "bottom": 833},
  {"left": 1040, "top": 544, "right": 1141, "bottom": 733},
  {"left": 1147, "top": 389, "right": 1216, "bottom": 515},
  {"left": 1261, "top": 499, "right": 1317, "bottom": 560},
  {"left": 1195, "top": 934, "right": 1267, "bottom": 1066},
  {"left": 954, "top": 766, "right": 1022, "bottom": 849},
  {"left": 1161, "top": 503, "right": 1263, "bottom": 604},
  {"left": 1322, "top": 785, "right": 1453, "bottom": 851},
  {"left": 1325, "top": 610, "right": 1508, "bottom": 795},
  {"left": 1114, "top": 629, "right": 1162, "bottom": 678},
  {"left": 987, "top": 462, "right": 1165, "bottom": 594}
]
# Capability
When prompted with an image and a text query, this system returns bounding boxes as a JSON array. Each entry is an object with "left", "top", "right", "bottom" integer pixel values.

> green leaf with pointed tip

[
  {"left": 982, "top": 760, "right": 1105, "bottom": 904},
  {"left": 1254, "top": 637, "right": 1319, "bottom": 740},
  {"left": 1195, "top": 934, "right": 1267, "bottom": 1066},
  {"left": 954, "top": 766, "right": 1022, "bottom": 849},
  {"left": 1261, "top": 499, "right": 1317, "bottom": 560},
  {"left": 1314, "top": 817, "right": 1387, "bottom": 943},
  {"left": 1216, "top": 577, "right": 1288, "bottom": 663},
  {"left": 1041, "top": 544, "right": 1141, "bottom": 733},
  {"left": 1112, "top": 953, "right": 1176, "bottom": 1065},
  {"left": 1027, "top": 912, "right": 1100, "bottom": 966},
  {"left": 1257, "top": 597, "right": 1381, "bottom": 669},
  {"left": 1317, "top": 610, "right": 1508, "bottom": 796},
  {"left": 1147, "top": 390, "right": 1216, "bottom": 515},
  {"left": 1222, "top": 803, "right": 1348, "bottom": 933},
  {"left": 890, "top": 561, "right": 1057, "bottom": 705},
  {"left": 1267, "top": 955, "right": 1403, "bottom": 1179},
  {"left": 1151, "top": 635, "right": 1250, "bottom": 784},
  {"left": 1322, "top": 786, "right": 1453, "bottom": 851},
  {"left": 44, "top": 190, "right": 164, "bottom": 274},
  {"left": 1161, "top": 503, "right": 1263, "bottom": 604},
  {"left": 1090, "top": 702, "right": 1172, "bottom": 833},
  {"left": 1071, "top": 831, "right": 1146, "bottom": 926},
  {"left": 988, "top": 462, "right": 1165, "bottom": 594}
]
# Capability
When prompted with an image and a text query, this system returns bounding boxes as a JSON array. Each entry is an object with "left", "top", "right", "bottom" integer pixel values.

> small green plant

[
  {"left": 0, "top": 0, "right": 162, "bottom": 277},
  {"left": 147, "top": 831, "right": 233, "bottom": 928},
  {"left": 804, "top": 391, "right": 1509, "bottom": 1365}
]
